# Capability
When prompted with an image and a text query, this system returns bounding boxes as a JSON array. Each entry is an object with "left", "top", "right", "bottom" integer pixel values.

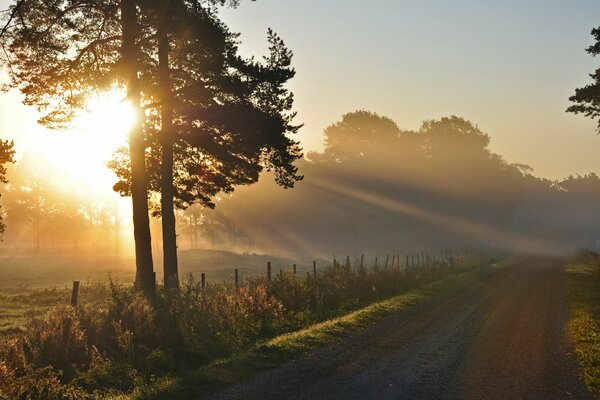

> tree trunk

[
  {"left": 158, "top": 4, "right": 179, "bottom": 289},
  {"left": 121, "top": 0, "right": 155, "bottom": 297}
]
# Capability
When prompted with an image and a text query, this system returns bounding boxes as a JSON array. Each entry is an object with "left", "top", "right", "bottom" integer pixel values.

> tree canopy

[
  {"left": 1, "top": 0, "right": 302, "bottom": 290},
  {"left": 109, "top": 21, "right": 303, "bottom": 211},
  {"left": 567, "top": 26, "right": 600, "bottom": 131},
  {"left": 0, "top": 139, "right": 15, "bottom": 234}
]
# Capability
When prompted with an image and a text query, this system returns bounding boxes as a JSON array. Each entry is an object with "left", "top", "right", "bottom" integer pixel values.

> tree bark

[
  {"left": 158, "top": 2, "right": 179, "bottom": 289},
  {"left": 121, "top": 0, "right": 155, "bottom": 297}
]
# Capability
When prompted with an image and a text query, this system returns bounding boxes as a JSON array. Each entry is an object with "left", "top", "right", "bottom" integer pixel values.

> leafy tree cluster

[
  {"left": 200, "top": 111, "right": 600, "bottom": 255},
  {"left": 568, "top": 26, "right": 600, "bottom": 131},
  {"left": 1, "top": 154, "right": 123, "bottom": 253},
  {"left": 0, "top": 0, "right": 302, "bottom": 292},
  {"left": 0, "top": 139, "right": 15, "bottom": 234}
]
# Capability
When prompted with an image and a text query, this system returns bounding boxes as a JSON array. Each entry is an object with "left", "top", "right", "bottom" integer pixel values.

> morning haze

[{"left": 1, "top": 1, "right": 600, "bottom": 399}]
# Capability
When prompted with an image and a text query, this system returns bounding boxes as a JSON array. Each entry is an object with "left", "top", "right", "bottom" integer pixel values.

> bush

[
  {"left": 166, "top": 277, "right": 284, "bottom": 360},
  {"left": 0, "top": 365, "right": 86, "bottom": 400},
  {"left": 0, "top": 251, "right": 482, "bottom": 399},
  {"left": 20, "top": 305, "right": 89, "bottom": 382},
  {"left": 80, "top": 282, "right": 159, "bottom": 361},
  {"left": 573, "top": 248, "right": 600, "bottom": 269},
  {"left": 269, "top": 271, "right": 310, "bottom": 312}
]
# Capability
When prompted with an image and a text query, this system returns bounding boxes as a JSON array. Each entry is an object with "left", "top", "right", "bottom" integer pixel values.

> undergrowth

[
  {"left": 0, "top": 255, "right": 488, "bottom": 400},
  {"left": 567, "top": 248, "right": 600, "bottom": 399}
]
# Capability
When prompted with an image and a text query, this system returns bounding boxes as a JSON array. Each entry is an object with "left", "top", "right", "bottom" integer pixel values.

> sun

[
  {"left": 21, "top": 88, "right": 137, "bottom": 209},
  {"left": 75, "top": 89, "right": 137, "bottom": 158},
  {"left": 42, "top": 88, "right": 136, "bottom": 186}
]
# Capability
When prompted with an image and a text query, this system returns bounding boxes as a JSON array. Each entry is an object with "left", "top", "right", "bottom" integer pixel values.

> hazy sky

[
  {"left": 219, "top": 0, "right": 600, "bottom": 179},
  {"left": 1, "top": 0, "right": 599, "bottom": 180}
]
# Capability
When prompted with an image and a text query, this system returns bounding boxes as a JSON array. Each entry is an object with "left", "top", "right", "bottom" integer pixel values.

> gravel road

[{"left": 205, "top": 257, "right": 591, "bottom": 400}]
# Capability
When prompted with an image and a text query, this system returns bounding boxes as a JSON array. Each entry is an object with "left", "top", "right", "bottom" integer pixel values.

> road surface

[{"left": 206, "top": 257, "right": 591, "bottom": 400}]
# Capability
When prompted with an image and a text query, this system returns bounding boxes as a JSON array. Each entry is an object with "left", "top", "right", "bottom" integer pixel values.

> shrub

[
  {"left": 573, "top": 248, "right": 600, "bottom": 269},
  {"left": 20, "top": 305, "right": 89, "bottom": 382},
  {"left": 269, "top": 271, "right": 310, "bottom": 312},
  {"left": 80, "top": 282, "right": 159, "bottom": 361},
  {"left": 167, "top": 277, "right": 284, "bottom": 360},
  {"left": 73, "top": 354, "right": 138, "bottom": 393},
  {"left": 0, "top": 365, "right": 86, "bottom": 400}
]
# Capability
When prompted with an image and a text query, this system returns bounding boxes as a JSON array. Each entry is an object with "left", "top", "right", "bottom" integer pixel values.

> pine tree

[
  {"left": 568, "top": 27, "right": 600, "bottom": 131},
  {"left": 0, "top": 0, "right": 156, "bottom": 295},
  {"left": 109, "top": 1, "right": 303, "bottom": 288},
  {"left": 0, "top": 139, "right": 15, "bottom": 234}
]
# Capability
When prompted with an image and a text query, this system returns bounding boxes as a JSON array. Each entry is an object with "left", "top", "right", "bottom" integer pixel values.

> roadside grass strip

[
  {"left": 177, "top": 265, "right": 492, "bottom": 398},
  {"left": 567, "top": 263, "right": 600, "bottom": 398}
]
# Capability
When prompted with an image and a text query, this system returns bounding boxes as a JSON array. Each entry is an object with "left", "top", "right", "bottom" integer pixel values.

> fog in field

[{"left": 1, "top": 111, "right": 600, "bottom": 277}]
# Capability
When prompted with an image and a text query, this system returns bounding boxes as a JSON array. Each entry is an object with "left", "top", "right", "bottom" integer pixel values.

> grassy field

[
  {"left": 90, "top": 261, "right": 495, "bottom": 400},
  {"left": 567, "top": 256, "right": 600, "bottom": 399},
  {"left": 0, "top": 249, "right": 322, "bottom": 337},
  {"left": 183, "top": 265, "right": 494, "bottom": 398},
  {"left": 0, "top": 252, "right": 490, "bottom": 400},
  {"left": 0, "top": 250, "right": 312, "bottom": 289},
  {"left": 0, "top": 284, "right": 112, "bottom": 337}
]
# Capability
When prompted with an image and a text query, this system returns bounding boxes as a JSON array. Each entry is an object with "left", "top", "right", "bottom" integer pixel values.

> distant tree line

[{"left": 194, "top": 111, "right": 600, "bottom": 256}]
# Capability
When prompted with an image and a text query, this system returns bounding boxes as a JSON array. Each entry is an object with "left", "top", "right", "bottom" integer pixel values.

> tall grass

[
  {"left": 0, "top": 253, "right": 484, "bottom": 399},
  {"left": 567, "top": 248, "right": 600, "bottom": 398}
]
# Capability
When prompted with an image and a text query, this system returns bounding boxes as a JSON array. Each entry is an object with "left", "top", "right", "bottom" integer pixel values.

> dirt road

[{"left": 206, "top": 257, "right": 591, "bottom": 400}]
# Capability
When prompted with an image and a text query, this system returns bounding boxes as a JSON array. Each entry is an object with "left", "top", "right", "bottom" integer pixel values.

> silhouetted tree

[
  {"left": 317, "top": 110, "right": 401, "bottom": 162},
  {"left": 109, "top": 3, "right": 302, "bottom": 288},
  {"left": 0, "top": 139, "right": 15, "bottom": 234},
  {"left": 0, "top": 0, "right": 157, "bottom": 294},
  {"left": 560, "top": 173, "right": 600, "bottom": 197},
  {"left": 568, "top": 26, "right": 600, "bottom": 131}
]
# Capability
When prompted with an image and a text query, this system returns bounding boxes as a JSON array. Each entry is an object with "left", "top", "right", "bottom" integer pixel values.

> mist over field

[
  {"left": 1, "top": 111, "right": 599, "bottom": 278},
  {"left": 2, "top": 1, "right": 600, "bottom": 399}
]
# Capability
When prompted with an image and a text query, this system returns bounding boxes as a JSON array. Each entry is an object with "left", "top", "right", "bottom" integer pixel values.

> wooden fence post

[
  {"left": 360, "top": 254, "right": 364, "bottom": 269},
  {"left": 235, "top": 268, "right": 239, "bottom": 289},
  {"left": 201, "top": 273, "right": 206, "bottom": 289},
  {"left": 313, "top": 261, "right": 317, "bottom": 280},
  {"left": 267, "top": 261, "right": 272, "bottom": 281},
  {"left": 293, "top": 264, "right": 297, "bottom": 276},
  {"left": 346, "top": 255, "right": 350, "bottom": 268},
  {"left": 70, "top": 281, "right": 80, "bottom": 306},
  {"left": 384, "top": 254, "right": 389, "bottom": 269}
]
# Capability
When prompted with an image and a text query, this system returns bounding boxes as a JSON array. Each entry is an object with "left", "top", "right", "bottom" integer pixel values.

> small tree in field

[
  {"left": 568, "top": 27, "right": 600, "bottom": 130},
  {"left": 0, "top": 139, "right": 15, "bottom": 234}
]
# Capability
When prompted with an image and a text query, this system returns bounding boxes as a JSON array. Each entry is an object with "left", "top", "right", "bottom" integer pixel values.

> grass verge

[
  {"left": 567, "top": 262, "right": 600, "bottom": 399},
  {"left": 154, "top": 264, "right": 494, "bottom": 400}
]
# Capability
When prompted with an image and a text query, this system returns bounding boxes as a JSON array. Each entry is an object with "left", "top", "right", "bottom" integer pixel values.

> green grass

[
  {"left": 0, "top": 284, "right": 110, "bottom": 337},
  {"left": 148, "top": 264, "right": 493, "bottom": 399},
  {"left": 567, "top": 262, "right": 600, "bottom": 399},
  {"left": 0, "top": 258, "right": 494, "bottom": 400},
  {"left": 0, "top": 288, "right": 68, "bottom": 336}
]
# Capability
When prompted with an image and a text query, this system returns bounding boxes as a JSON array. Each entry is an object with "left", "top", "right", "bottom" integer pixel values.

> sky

[
  {"left": 219, "top": 0, "right": 600, "bottom": 179},
  {"left": 0, "top": 0, "right": 599, "bottom": 182}
]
